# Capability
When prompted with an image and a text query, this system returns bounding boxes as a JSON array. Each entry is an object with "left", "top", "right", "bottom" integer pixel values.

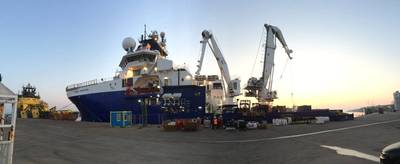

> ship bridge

[{"left": 119, "top": 50, "right": 158, "bottom": 69}]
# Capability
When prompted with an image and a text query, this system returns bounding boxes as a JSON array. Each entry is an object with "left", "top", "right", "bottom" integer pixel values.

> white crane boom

[
  {"left": 195, "top": 35, "right": 208, "bottom": 75},
  {"left": 246, "top": 24, "right": 293, "bottom": 104},
  {"left": 196, "top": 30, "right": 240, "bottom": 105}
]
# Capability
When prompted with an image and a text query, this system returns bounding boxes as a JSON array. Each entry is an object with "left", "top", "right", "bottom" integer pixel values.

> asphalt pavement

[{"left": 14, "top": 112, "right": 400, "bottom": 164}]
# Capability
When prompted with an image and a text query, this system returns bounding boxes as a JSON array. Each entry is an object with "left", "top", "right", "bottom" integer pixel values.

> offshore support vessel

[
  {"left": 66, "top": 29, "right": 205, "bottom": 123},
  {"left": 17, "top": 84, "right": 50, "bottom": 119}
]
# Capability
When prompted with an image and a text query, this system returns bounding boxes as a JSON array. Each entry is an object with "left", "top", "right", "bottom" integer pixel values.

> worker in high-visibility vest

[{"left": 212, "top": 116, "right": 218, "bottom": 129}]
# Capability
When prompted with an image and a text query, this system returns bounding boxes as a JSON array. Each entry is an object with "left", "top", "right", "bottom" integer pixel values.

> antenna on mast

[{"left": 144, "top": 24, "right": 147, "bottom": 40}]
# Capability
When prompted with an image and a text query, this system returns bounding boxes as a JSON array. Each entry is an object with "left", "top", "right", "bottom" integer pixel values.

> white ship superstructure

[{"left": 66, "top": 30, "right": 205, "bottom": 123}]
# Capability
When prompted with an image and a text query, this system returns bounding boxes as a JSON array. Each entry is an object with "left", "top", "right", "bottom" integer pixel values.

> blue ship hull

[{"left": 68, "top": 85, "right": 206, "bottom": 124}]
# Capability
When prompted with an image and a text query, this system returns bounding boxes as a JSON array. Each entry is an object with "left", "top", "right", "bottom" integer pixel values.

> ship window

[
  {"left": 147, "top": 98, "right": 158, "bottom": 105},
  {"left": 164, "top": 79, "right": 169, "bottom": 86},
  {"left": 126, "top": 54, "right": 156, "bottom": 63},
  {"left": 132, "top": 70, "right": 141, "bottom": 76},
  {"left": 126, "top": 69, "right": 141, "bottom": 77},
  {"left": 213, "top": 83, "right": 223, "bottom": 89},
  {"left": 122, "top": 78, "right": 134, "bottom": 87}
]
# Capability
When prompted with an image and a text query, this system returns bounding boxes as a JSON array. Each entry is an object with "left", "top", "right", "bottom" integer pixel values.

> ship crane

[
  {"left": 246, "top": 24, "right": 293, "bottom": 105},
  {"left": 195, "top": 30, "right": 240, "bottom": 106}
]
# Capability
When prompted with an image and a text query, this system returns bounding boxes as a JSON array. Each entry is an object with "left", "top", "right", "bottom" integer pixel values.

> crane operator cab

[{"left": 228, "top": 79, "right": 241, "bottom": 96}]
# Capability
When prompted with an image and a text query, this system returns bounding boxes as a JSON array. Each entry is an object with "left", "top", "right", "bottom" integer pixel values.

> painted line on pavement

[
  {"left": 208, "top": 119, "right": 400, "bottom": 143},
  {"left": 321, "top": 145, "right": 379, "bottom": 162}
]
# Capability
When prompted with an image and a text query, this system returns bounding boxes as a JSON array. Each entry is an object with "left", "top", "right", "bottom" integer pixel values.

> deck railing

[
  {"left": 66, "top": 79, "right": 98, "bottom": 91},
  {"left": 66, "top": 77, "right": 115, "bottom": 91}
]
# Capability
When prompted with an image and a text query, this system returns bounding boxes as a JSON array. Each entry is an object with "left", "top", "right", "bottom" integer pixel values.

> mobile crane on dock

[{"left": 245, "top": 24, "right": 293, "bottom": 107}]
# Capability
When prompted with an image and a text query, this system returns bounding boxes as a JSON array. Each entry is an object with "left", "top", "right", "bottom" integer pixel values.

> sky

[{"left": 0, "top": 0, "right": 399, "bottom": 110}]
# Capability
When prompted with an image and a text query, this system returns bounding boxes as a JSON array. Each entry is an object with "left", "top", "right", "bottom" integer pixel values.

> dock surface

[{"left": 14, "top": 112, "right": 400, "bottom": 164}]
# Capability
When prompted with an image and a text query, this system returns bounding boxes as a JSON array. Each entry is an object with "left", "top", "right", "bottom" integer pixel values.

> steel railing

[{"left": 66, "top": 77, "right": 115, "bottom": 91}]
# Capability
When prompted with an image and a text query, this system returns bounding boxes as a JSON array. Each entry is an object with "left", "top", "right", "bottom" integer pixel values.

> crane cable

[
  {"left": 276, "top": 55, "right": 296, "bottom": 108},
  {"left": 251, "top": 27, "right": 266, "bottom": 77},
  {"left": 290, "top": 59, "right": 295, "bottom": 108},
  {"left": 273, "top": 56, "right": 290, "bottom": 89},
  {"left": 279, "top": 57, "right": 290, "bottom": 80},
  {"left": 58, "top": 103, "right": 73, "bottom": 111}
]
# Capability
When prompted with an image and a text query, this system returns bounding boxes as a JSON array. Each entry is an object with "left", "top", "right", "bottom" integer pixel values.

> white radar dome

[{"left": 122, "top": 37, "right": 136, "bottom": 51}]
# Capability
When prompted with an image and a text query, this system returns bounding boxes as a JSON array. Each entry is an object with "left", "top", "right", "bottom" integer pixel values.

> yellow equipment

[
  {"left": 20, "top": 110, "right": 28, "bottom": 119},
  {"left": 49, "top": 109, "right": 79, "bottom": 121},
  {"left": 18, "top": 98, "right": 49, "bottom": 112},
  {"left": 31, "top": 108, "right": 40, "bottom": 119},
  {"left": 17, "top": 84, "right": 49, "bottom": 119}
]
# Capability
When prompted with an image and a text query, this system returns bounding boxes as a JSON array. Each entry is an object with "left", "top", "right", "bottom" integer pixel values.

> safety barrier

[
  {"left": 0, "top": 141, "right": 12, "bottom": 164},
  {"left": 0, "top": 125, "right": 13, "bottom": 164}
]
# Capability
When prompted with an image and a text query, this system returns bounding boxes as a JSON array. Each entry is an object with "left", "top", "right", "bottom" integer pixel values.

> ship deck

[{"left": 14, "top": 112, "right": 400, "bottom": 164}]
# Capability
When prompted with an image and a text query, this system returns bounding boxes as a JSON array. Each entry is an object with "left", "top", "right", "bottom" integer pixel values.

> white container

[
  {"left": 315, "top": 116, "right": 330, "bottom": 124},
  {"left": 285, "top": 117, "right": 292, "bottom": 124},
  {"left": 246, "top": 121, "right": 258, "bottom": 129},
  {"left": 272, "top": 119, "right": 288, "bottom": 126},
  {"left": 167, "top": 121, "right": 176, "bottom": 126}
]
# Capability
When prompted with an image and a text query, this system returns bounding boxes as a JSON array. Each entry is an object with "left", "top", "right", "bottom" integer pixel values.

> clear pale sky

[{"left": 1, "top": 0, "right": 399, "bottom": 110}]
